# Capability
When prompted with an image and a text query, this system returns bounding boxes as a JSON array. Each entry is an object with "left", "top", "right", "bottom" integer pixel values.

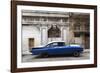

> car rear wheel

[
  {"left": 40, "top": 53, "right": 48, "bottom": 58},
  {"left": 73, "top": 51, "right": 80, "bottom": 57}
]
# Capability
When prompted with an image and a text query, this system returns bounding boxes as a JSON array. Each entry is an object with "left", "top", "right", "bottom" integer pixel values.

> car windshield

[{"left": 45, "top": 44, "right": 51, "bottom": 47}]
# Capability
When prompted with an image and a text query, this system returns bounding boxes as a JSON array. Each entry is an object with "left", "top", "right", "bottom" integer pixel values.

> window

[
  {"left": 74, "top": 24, "right": 80, "bottom": 30},
  {"left": 74, "top": 33, "right": 80, "bottom": 37},
  {"left": 62, "top": 18, "right": 68, "bottom": 22},
  {"left": 48, "top": 25, "right": 61, "bottom": 38}
]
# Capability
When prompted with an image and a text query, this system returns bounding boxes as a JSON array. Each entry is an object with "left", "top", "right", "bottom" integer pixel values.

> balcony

[{"left": 73, "top": 27, "right": 89, "bottom": 33}]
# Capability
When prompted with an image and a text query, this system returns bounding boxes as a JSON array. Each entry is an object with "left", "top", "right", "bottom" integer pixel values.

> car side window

[
  {"left": 46, "top": 43, "right": 53, "bottom": 47},
  {"left": 45, "top": 43, "right": 58, "bottom": 48},
  {"left": 52, "top": 43, "right": 58, "bottom": 47},
  {"left": 45, "top": 44, "right": 50, "bottom": 47}
]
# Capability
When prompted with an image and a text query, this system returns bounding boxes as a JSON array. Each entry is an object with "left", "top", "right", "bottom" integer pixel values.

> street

[{"left": 22, "top": 51, "right": 90, "bottom": 62}]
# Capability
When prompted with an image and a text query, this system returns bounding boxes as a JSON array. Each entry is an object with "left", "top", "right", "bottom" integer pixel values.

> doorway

[{"left": 29, "top": 38, "right": 34, "bottom": 51}]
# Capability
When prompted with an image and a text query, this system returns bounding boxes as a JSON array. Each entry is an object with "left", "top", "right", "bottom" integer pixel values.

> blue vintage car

[{"left": 31, "top": 42, "right": 83, "bottom": 57}]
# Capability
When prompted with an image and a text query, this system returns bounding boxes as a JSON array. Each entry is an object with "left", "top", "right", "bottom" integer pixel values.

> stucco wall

[{"left": 22, "top": 25, "right": 41, "bottom": 54}]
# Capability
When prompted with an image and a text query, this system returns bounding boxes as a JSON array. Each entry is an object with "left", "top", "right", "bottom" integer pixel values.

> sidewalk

[{"left": 83, "top": 49, "right": 90, "bottom": 53}]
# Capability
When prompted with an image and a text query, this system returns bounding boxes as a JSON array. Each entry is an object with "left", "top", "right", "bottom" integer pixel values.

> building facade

[{"left": 22, "top": 10, "right": 90, "bottom": 54}]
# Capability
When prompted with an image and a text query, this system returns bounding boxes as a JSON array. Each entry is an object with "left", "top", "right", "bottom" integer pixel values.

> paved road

[{"left": 22, "top": 52, "right": 90, "bottom": 63}]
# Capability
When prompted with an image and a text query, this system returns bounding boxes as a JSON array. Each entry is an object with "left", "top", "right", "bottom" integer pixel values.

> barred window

[
  {"left": 48, "top": 25, "right": 61, "bottom": 38},
  {"left": 74, "top": 33, "right": 80, "bottom": 37}
]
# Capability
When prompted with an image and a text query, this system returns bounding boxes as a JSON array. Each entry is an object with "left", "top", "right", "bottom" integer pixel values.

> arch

[{"left": 48, "top": 25, "right": 61, "bottom": 38}]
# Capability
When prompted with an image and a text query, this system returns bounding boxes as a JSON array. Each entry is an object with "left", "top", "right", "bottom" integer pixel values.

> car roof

[{"left": 48, "top": 42, "right": 65, "bottom": 44}]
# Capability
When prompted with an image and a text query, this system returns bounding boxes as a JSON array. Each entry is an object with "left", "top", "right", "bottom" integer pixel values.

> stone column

[
  {"left": 40, "top": 25, "right": 48, "bottom": 46},
  {"left": 61, "top": 26, "right": 69, "bottom": 44}
]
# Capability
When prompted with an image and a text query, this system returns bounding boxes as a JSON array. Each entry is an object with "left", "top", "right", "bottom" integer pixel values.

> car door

[
  {"left": 46, "top": 43, "right": 59, "bottom": 55},
  {"left": 49, "top": 43, "right": 65, "bottom": 55},
  {"left": 54, "top": 46, "right": 65, "bottom": 55}
]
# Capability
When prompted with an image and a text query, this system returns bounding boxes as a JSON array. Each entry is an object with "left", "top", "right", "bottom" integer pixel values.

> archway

[{"left": 48, "top": 25, "right": 61, "bottom": 38}]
